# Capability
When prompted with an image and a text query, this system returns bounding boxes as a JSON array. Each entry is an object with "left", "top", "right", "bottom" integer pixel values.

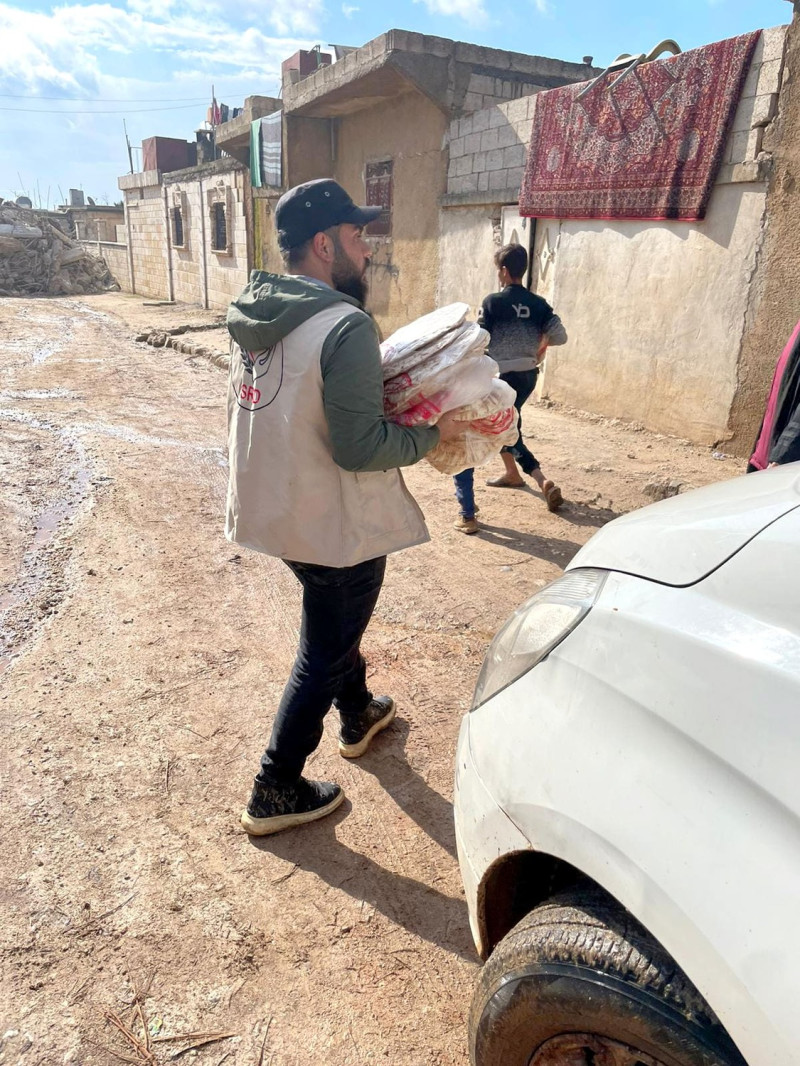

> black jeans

[
  {"left": 501, "top": 369, "right": 540, "bottom": 474},
  {"left": 257, "top": 555, "right": 387, "bottom": 786}
]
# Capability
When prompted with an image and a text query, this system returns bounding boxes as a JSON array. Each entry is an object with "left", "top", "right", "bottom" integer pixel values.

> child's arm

[{"left": 543, "top": 310, "right": 567, "bottom": 346}]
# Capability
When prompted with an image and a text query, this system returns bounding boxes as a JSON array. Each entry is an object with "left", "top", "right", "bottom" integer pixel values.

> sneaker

[
  {"left": 240, "top": 776, "right": 344, "bottom": 836},
  {"left": 454, "top": 515, "right": 479, "bottom": 534},
  {"left": 339, "top": 696, "right": 396, "bottom": 759}
]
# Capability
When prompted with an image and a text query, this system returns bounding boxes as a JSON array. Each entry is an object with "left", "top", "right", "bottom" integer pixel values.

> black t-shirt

[{"left": 478, "top": 285, "right": 558, "bottom": 372}]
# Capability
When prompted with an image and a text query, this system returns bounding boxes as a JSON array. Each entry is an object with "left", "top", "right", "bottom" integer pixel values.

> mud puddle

[
  {"left": 4, "top": 301, "right": 105, "bottom": 365},
  {"left": 0, "top": 413, "right": 95, "bottom": 674},
  {"left": 0, "top": 405, "right": 225, "bottom": 674}
]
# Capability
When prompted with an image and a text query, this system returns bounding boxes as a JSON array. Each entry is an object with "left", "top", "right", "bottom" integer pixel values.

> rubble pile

[{"left": 0, "top": 201, "right": 120, "bottom": 297}]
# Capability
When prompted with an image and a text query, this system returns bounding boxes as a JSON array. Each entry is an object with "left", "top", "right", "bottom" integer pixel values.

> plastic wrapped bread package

[
  {"left": 383, "top": 322, "right": 491, "bottom": 415},
  {"left": 381, "top": 304, "right": 520, "bottom": 474},
  {"left": 424, "top": 379, "right": 520, "bottom": 474},
  {"left": 380, "top": 302, "right": 470, "bottom": 376}
]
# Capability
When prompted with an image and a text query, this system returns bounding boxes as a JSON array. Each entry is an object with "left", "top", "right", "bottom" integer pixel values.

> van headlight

[{"left": 471, "top": 568, "right": 607, "bottom": 710}]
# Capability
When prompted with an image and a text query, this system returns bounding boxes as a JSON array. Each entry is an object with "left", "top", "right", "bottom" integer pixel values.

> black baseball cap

[{"left": 275, "top": 179, "right": 381, "bottom": 252}]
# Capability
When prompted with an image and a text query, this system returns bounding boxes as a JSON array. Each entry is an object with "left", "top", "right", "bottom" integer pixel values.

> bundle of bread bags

[{"left": 380, "top": 302, "right": 519, "bottom": 474}]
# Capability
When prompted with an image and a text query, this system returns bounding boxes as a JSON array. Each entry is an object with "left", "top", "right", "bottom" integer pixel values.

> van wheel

[{"left": 469, "top": 885, "right": 746, "bottom": 1066}]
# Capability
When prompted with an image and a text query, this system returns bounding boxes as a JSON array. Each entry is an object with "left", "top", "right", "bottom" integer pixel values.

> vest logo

[
  {"left": 234, "top": 342, "right": 284, "bottom": 412},
  {"left": 513, "top": 303, "right": 531, "bottom": 319}
]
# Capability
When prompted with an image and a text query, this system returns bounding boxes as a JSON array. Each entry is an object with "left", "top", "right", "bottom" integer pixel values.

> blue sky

[{"left": 0, "top": 0, "right": 789, "bottom": 205}]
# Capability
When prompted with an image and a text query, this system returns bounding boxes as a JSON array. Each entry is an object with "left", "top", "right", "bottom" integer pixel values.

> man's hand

[
  {"left": 536, "top": 337, "right": 549, "bottom": 364},
  {"left": 436, "top": 410, "right": 467, "bottom": 442}
]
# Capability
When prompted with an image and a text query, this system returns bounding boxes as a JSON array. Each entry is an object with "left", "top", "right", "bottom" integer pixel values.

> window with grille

[
  {"left": 172, "top": 207, "right": 184, "bottom": 248},
  {"left": 211, "top": 202, "right": 227, "bottom": 252},
  {"left": 365, "top": 160, "right": 392, "bottom": 237}
]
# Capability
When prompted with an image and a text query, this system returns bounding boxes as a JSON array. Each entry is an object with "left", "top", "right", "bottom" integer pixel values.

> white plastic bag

[
  {"left": 386, "top": 352, "right": 498, "bottom": 426},
  {"left": 380, "top": 303, "right": 470, "bottom": 378},
  {"left": 424, "top": 379, "right": 520, "bottom": 474}
]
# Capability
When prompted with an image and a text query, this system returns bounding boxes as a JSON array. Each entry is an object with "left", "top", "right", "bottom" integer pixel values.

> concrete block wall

[
  {"left": 204, "top": 171, "right": 249, "bottom": 308},
  {"left": 121, "top": 164, "right": 249, "bottom": 308},
  {"left": 446, "top": 25, "right": 787, "bottom": 201},
  {"left": 169, "top": 181, "right": 202, "bottom": 305},
  {"left": 447, "top": 95, "right": 532, "bottom": 197},
  {"left": 95, "top": 242, "right": 130, "bottom": 289},
  {"left": 462, "top": 71, "right": 548, "bottom": 113},
  {"left": 717, "top": 25, "right": 785, "bottom": 183},
  {"left": 126, "top": 185, "right": 169, "bottom": 299}
]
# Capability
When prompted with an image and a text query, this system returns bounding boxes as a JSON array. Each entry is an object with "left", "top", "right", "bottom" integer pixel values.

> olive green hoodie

[{"left": 227, "top": 271, "right": 438, "bottom": 471}]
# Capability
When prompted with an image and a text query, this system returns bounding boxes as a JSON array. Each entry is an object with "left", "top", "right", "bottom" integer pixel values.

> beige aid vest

[{"left": 225, "top": 302, "right": 430, "bottom": 568}]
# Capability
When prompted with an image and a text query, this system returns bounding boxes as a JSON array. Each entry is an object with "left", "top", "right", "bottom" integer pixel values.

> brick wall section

[{"left": 446, "top": 26, "right": 787, "bottom": 200}]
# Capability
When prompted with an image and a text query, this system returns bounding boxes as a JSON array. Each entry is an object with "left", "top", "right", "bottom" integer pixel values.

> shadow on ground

[
  {"left": 249, "top": 718, "right": 476, "bottom": 963},
  {"left": 474, "top": 522, "right": 583, "bottom": 566},
  {"left": 559, "top": 499, "right": 618, "bottom": 529}
]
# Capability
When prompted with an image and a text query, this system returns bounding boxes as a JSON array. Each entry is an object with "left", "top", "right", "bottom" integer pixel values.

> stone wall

[
  {"left": 167, "top": 176, "right": 202, "bottom": 306},
  {"left": 438, "top": 25, "right": 789, "bottom": 448}
]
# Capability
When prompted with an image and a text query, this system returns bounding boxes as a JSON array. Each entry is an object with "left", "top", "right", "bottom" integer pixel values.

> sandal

[{"left": 543, "top": 480, "right": 564, "bottom": 512}]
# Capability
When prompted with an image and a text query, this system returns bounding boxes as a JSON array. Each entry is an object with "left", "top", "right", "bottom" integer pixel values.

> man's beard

[{"left": 331, "top": 236, "right": 369, "bottom": 305}]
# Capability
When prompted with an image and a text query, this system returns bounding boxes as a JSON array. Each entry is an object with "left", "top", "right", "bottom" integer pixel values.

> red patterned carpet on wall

[{"left": 519, "top": 30, "right": 761, "bottom": 222}]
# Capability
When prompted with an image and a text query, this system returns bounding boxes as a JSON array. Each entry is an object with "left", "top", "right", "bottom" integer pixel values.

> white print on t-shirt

[{"left": 512, "top": 304, "right": 531, "bottom": 319}]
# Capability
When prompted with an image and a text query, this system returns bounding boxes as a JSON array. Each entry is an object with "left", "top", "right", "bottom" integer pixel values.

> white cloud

[
  {"left": 413, "top": 0, "right": 487, "bottom": 26},
  {"left": 342, "top": 3, "right": 358, "bottom": 17},
  {"left": 0, "top": 1, "right": 317, "bottom": 95},
  {"left": 533, "top": 0, "right": 551, "bottom": 13},
  {"left": 0, "top": 0, "right": 322, "bottom": 202}
]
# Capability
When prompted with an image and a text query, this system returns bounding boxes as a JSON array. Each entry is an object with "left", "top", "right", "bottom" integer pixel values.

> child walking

[{"left": 453, "top": 243, "right": 568, "bottom": 533}]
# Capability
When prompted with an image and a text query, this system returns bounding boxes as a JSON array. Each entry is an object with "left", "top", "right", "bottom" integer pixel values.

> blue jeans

[
  {"left": 257, "top": 555, "right": 386, "bottom": 785},
  {"left": 453, "top": 468, "right": 476, "bottom": 517},
  {"left": 452, "top": 369, "right": 541, "bottom": 512}
]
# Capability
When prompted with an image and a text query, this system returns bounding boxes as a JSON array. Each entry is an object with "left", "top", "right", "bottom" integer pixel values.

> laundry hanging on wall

[{"left": 250, "top": 113, "right": 283, "bottom": 189}]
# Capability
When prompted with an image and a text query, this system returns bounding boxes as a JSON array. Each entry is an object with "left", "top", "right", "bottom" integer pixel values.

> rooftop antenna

[{"left": 123, "top": 119, "right": 134, "bottom": 173}]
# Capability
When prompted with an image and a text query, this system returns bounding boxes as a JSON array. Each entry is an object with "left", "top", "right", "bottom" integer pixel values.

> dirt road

[{"left": 0, "top": 294, "right": 739, "bottom": 1065}]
